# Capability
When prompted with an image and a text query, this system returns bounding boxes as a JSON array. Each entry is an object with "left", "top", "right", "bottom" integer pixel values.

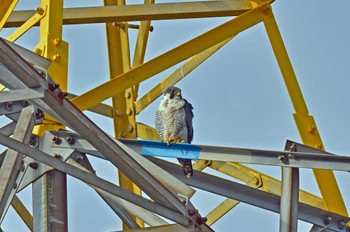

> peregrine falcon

[{"left": 155, "top": 86, "right": 194, "bottom": 177}]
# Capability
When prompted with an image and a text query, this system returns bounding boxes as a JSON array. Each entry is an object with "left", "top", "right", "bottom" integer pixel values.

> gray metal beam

[
  {"left": 0, "top": 88, "right": 45, "bottom": 103},
  {"left": 69, "top": 153, "right": 139, "bottom": 229},
  {"left": 17, "top": 132, "right": 76, "bottom": 192},
  {"left": 0, "top": 106, "right": 35, "bottom": 223},
  {"left": 148, "top": 157, "right": 350, "bottom": 232},
  {"left": 280, "top": 167, "right": 299, "bottom": 232},
  {"left": 97, "top": 191, "right": 140, "bottom": 229},
  {"left": 116, "top": 224, "right": 194, "bottom": 232},
  {"left": 0, "top": 122, "right": 16, "bottom": 136},
  {"left": 52, "top": 133, "right": 350, "bottom": 172},
  {"left": 280, "top": 143, "right": 300, "bottom": 232},
  {"left": 0, "top": 101, "right": 26, "bottom": 116},
  {"left": 0, "top": 133, "right": 190, "bottom": 227},
  {"left": 67, "top": 155, "right": 167, "bottom": 227},
  {"left": 32, "top": 170, "right": 68, "bottom": 232},
  {"left": 49, "top": 130, "right": 195, "bottom": 199},
  {"left": 0, "top": 38, "right": 186, "bottom": 214}
]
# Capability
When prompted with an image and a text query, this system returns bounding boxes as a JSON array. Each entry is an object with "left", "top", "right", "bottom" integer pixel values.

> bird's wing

[{"left": 183, "top": 99, "right": 194, "bottom": 143}]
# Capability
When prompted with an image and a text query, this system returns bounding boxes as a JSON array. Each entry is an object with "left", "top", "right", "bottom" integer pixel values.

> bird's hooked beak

[{"left": 170, "top": 90, "right": 181, "bottom": 99}]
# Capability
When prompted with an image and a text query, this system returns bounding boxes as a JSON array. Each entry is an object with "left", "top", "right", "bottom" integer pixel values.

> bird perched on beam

[{"left": 155, "top": 86, "right": 194, "bottom": 177}]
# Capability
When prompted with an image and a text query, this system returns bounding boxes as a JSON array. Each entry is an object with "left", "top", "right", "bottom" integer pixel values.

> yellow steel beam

[
  {"left": 5, "top": 1, "right": 252, "bottom": 27},
  {"left": 210, "top": 161, "right": 325, "bottom": 209},
  {"left": 71, "top": 2, "right": 270, "bottom": 111},
  {"left": 206, "top": 199, "right": 240, "bottom": 226},
  {"left": 11, "top": 195, "right": 33, "bottom": 231},
  {"left": 196, "top": 159, "right": 324, "bottom": 222},
  {"left": 205, "top": 177, "right": 260, "bottom": 226},
  {"left": 0, "top": 0, "right": 18, "bottom": 29},
  {"left": 135, "top": 37, "right": 232, "bottom": 115},
  {"left": 6, "top": 8, "right": 46, "bottom": 43},
  {"left": 33, "top": 0, "right": 68, "bottom": 136},
  {"left": 262, "top": 7, "right": 347, "bottom": 215},
  {"left": 104, "top": 0, "right": 142, "bottom": 228},
  {"left": 67, "top": 93, "right": 113, "bottom": 118},
  {"left": 193, "top": 160, "right": 211, "bottom": 172},
  {"left": 132, "top": 0, "right": 155, "bottom": 98},
  {"left": 136, "top": 123, "right": 160, "bottom": 141}
]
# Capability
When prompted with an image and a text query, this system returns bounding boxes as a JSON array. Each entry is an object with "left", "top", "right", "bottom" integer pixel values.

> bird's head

[{"left": 164, "top": 86, "right": 182, "bottom": 100}]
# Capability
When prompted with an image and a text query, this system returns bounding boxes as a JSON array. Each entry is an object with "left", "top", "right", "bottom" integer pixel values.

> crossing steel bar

[
  {"left": 0, "top": 106, "right": 35, "bottom": 223},
  {"left": 50, "top": 131, "right": 195, "bottom": 199},
  {"left": 6, "top": 9, "right": 46, "bottom": 43},
  {"left": 0, "top": 38, "right": 187, "bottom": 214},
  {"left": 0, "top": 133, "right": 190, "bottom": 226},
  {"left": 0, "top": 88, "right": 44, "bottom": 103},
  {"left": 10, "top": 194, "right": 33, "bottom": 231},
  {"left": 117, "top": 139, "right": 350, "bottom": 172},
  {"left": 148, "top": 157, "right": 350, "bottom": 232}
]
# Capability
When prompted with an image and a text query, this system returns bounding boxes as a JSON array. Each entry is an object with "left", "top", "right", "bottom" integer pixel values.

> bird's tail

[{"left": 177, "top": 158, "right": 193, "bottom": 178}]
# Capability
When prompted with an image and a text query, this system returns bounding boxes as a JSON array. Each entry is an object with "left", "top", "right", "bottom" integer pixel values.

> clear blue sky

[{"left": 1, "top": 0, "right": 350, "bottom": 231}]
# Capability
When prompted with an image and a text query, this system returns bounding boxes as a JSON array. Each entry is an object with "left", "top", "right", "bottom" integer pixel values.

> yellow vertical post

[
  {"left": 32, "top": 0, "right": 68, "bottom": 135},
  {"left": 104, "top": 0, "right": 142, "bottom": 228},
  {"left": 262, "top": 6, "right": 347, "bottom": 215}
]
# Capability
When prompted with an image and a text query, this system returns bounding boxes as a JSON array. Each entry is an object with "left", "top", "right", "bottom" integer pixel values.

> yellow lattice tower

[{"left": 0, "top": 0, "right": 348, "bottom": 231}]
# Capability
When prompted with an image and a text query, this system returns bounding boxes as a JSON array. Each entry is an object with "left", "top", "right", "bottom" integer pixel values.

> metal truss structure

[{"left": 0, "top": 1, "right": 349, "bottom": 231}]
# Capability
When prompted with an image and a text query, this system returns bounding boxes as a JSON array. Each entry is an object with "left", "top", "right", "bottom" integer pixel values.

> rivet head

[
  {"left": 53, "top": 38, "right": 61, "bottom": 46},
  {"left": 34, "top": 48, "right": 42, "bottom": 55},
  {"left": 278, "top": 155, "right": 288, "bottom": 164},
  {"left": 126, "top": 108, "right": 133, "bottom": 116},
  {"left": 125, "top": 91, "right": 131, "bottom": 99},
  {"left": 35, "top": 7, "right": 45, "bottom": 15},
  {"left": 324, "top": 216, "right": 332, "bottom": 225},
  {"left": 53, "top": 54, "right": 61, "bottom": 62},
  {"left": 338, "top": 221, "right": 345, "bottom": 229},
  {"left": 66, "top": 137, "right": 75, "bottom": 145},
  {"left": 115, "top": 109, "right": 122, "bottom": 116},
  {"left": 127, "top": 125, "right": 134, "bottom": 132},
  {"left": 52, "top": 136, "right": 62, "bottom": 145},
  {"left": 314, "top": 144, "right": 323, "bottom": 150},
  {"left": 308, "top": 125, "right": 316, "bottom": 134}
]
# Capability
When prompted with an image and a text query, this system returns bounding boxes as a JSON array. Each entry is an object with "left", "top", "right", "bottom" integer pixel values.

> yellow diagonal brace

[
  {"left": 71, "top": 2, "right": 270, "bottom": 111},
  {"left": 206, "top": 199, "right": 240, "bottom": 226},
  {"left": 11, "top": 195, "right": 33, "bottom": 231},
  {"left": 0, "top": 0, "right": 18, "bottom": 29},
  {"left": 67, "top": 93, "right": 113, "bottom": 117},
  {"left": 262, "top": 7, "right": 347, "bottom": 215},
  {"left": 135, "top": 37, "right": 233, "bottom": 115},
  {"left": 210, "top": 161, "right": 325, "bottom": 210},
  {"left": 6, "top": 8, "right": 46, "bottom": 43},
  {"left": 136, "top": 123, "right": 160, "bottom": 141},
  {"left": 205, "top": 177, "right": 260, "bottom": 226},
  {"left": 132, "top": 0, "right": 155, "bottom": 97}
]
